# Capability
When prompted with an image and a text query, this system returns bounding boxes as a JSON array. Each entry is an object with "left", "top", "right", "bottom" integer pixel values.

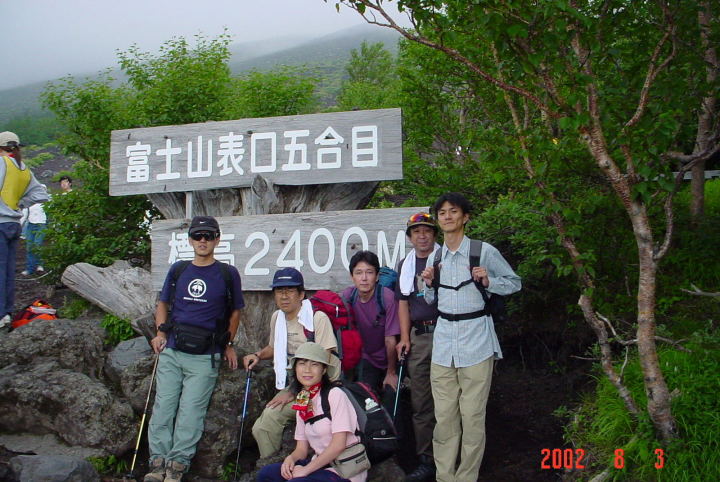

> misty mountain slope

[{"left": 0, "top": 24, "right": 401, "bottom": 127}]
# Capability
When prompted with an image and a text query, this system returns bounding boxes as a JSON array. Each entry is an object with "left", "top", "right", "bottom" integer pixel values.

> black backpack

[
  {"left": 167, "top": 260, "right": 235, "bottom": 363},
  {"left": 307, "top": 382, "right": 398, "bottom": 465},
  {"left": 432, "top": 240, "right": 508, "bottom": 323}
]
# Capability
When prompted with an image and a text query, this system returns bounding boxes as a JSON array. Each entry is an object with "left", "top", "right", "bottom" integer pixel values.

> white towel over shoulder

[
  {"left": 399, "top": 244, "right": 441, "bottom": 296},
  {"left": 273, "top": 299, "right": 314, "bottom": 389}
]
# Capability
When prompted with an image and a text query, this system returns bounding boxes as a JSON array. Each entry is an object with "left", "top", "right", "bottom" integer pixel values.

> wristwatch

[{"left": 157, "top": 322, "right": 172, "bottom": 333}]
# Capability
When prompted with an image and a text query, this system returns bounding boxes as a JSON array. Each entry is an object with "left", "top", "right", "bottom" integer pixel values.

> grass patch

[{"left": 563, "top": 325, "right": 720, "bottom": 481}]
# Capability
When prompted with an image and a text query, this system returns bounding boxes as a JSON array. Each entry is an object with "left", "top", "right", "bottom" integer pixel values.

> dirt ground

[{"left": 7, "top": 243, "right": 583, "bottom": 482}]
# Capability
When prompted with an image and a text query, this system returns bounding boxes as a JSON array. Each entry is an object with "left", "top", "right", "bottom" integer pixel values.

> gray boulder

[
  {"left": 106, "top": 336, "right": 152, "bottom": 387},
  {"left": 0, "top": 318, "right": 105, "bottom": 379},
  {"left": 118, "top": 352, "right": 158, "bottom": 414},
  {"left": 10, "top": 454, "right": 99, "bottom": 482},
  {"left": 0, "top": 361, "right": 135, "bottom": 455},
  {"left": 191, "top": 363, "right": 277, "bottom": 478}
]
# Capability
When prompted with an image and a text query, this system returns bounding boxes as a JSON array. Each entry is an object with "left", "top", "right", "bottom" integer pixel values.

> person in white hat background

[{"left": 0, "top": 132, "right": 49, "bottom": 331}]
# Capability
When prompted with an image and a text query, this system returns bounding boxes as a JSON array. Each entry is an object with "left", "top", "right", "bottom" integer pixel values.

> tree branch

[
  {"left": 624, "top": 7, "right": 677, "bottom": 130},
  {"left": 664, "top": 142, "right": 720, "bottom": 165},
  {"left": 597, "top": 312, "right": 691, "bottom": 352},
  {"left": 570, "top": 355, "right": 600, "bottom": 361},
  {"left": 340, "top": 0, "right": 558, "bottom": 117},
  {"left": 681, "top": 283, "right": 720, "bottom": 298}
]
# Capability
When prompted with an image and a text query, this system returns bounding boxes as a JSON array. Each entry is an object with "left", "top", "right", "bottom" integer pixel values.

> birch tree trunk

[{"left": 690, "top": 2, "right": 719, "bottom": 222}]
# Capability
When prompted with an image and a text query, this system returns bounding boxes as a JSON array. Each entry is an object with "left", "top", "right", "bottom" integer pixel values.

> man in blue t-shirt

[{"left": 145, "top": 216, "right": 244, "bottom": 482}]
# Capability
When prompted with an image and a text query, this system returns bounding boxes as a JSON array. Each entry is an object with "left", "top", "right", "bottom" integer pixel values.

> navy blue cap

[{"left": 270, "top": 267, "right": 304, "bottom": 288}]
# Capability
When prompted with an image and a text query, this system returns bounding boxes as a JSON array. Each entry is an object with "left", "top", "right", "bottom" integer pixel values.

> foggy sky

[{"left": 2, "top": 0, "right": 408, "bottom": 91}]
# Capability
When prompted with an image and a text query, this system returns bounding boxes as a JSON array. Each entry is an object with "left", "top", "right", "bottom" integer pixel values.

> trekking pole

[
  {"left": 233, "top": 368, "right": 253, "bottom": 481},
  {"left": 393, "top": 348, "right": 407, "bottom": 421},
  {"left": 128, "top": 353, "right": 159, "bottom": 479}
]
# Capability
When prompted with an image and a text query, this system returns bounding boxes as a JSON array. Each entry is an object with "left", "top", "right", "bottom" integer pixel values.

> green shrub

[
  {"left": 87, "top": 454, "right": 128, "bottom": 475},
  {"left": 221, "top": 462, "right": 239, "bottom": 481},
  {"left": 57, "top": 296, "right": 91, "bottom": 319},
  {"left": 100, "top": 314, "right": 136, "bottom": 346},
  {"left": 23, "top": 151, "right": 54, "bottom": 168},
  {"left": 563, "top": 326, "right": 720, "bottom": 481}
]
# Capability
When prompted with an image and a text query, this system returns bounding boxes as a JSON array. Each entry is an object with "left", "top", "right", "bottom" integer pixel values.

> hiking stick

[
  {"left": 128, "top": 353, "right": 159, "bottom": 479},
  {"left": 233, "top": 368, "right": 253, "bottom": 481},
  {"left": 393, "top": 349, "right": 406, "bottom": 421}
]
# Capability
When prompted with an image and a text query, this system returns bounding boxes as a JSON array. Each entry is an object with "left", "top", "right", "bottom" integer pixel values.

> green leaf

[{"left": 507, "top": 24, "right": 529, "bottom": 38}]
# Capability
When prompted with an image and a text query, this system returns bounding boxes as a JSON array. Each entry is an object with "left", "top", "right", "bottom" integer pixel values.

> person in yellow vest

[{"left": 0, "top": 132, "right": 49, "bottom": 331}]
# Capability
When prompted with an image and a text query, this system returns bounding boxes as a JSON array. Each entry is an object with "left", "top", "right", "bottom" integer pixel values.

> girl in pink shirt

[{"left": 257, "top": 342, "right": 367, "bottom": 482}]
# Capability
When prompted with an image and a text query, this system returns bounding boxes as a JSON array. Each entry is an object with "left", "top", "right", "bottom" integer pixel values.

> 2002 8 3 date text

[{"left": 540, "top": 448, "right": 666, "bottom": 470}]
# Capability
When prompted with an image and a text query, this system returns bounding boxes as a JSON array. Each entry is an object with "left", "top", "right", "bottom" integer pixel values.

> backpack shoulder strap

[
  {"left": 432, "top": 248, "right": 442, "bottom": 291},
  {"left": 217, "top": 261, "right": 234, "bottom": 306},
  {"left": 469, "top": 240, "right": 490, "bottom": 300},
  {"left": 469, "top": 239, "right": 483, "bottom": 268},
  {"left": 172, "top": 260, "right": 192, "bottom": 283},
  {"left": 303, "top": 326, "right": 315, "bottom": 342},
  {"left": 169, "top": 260, "right": 192, "bottom": 301},
  {"left": 307, "top": 383, "right": 339, "bottom": 424},
  {"left": 375, "top": 286, "right": 385, "bottom": 319}
]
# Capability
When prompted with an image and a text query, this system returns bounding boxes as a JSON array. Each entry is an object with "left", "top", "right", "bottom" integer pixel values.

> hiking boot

[
  {"left": 405, "top": 455, "right": 436, "bottom": 482},
  {"left": 36, "top": 266, "right": 45, "bottom": 272},
  {"left": 164, "top": 461, "right": 187, "bottom": 482},
  {"left": 20, "top": 270, "right": 30, "bottom": 276},
  {"left": 143, "top": 457, "right": 165, "bottom": 482}
]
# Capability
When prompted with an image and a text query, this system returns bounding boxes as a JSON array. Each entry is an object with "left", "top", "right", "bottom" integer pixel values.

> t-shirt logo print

[{"left": 188, "top": 279, "right": 207, "bottom": 298}]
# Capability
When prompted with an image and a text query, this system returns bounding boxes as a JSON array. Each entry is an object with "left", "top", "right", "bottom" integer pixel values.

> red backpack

[
  {"left": 11, "top": 299, "right": 57, "bottom": 330},
  {"left": 310, "top": 290, "right": 362, "bottom": 371}
]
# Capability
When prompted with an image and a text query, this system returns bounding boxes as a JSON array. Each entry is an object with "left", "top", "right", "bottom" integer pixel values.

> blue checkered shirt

[{"left": 423, "top": 236, "right": 521, "bottom": 368}]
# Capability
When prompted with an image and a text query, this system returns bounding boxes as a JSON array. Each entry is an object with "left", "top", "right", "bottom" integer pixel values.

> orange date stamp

[{"left": 540, "top": 448, "right": 665, "bottom": 470}]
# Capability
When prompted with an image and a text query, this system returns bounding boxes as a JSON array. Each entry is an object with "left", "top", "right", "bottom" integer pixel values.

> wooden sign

[
  {"left": 151, "top": 207, "right": 426, "bottom": 291},
  {"left": 110, "top": 108, "right": 402, "bottom": 196}
]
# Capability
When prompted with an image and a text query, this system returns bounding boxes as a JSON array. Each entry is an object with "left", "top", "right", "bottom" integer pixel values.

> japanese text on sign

[
  {"left": 150, "top": 207, "right": 424, "bottom": 291},
  {"left": 110, "top": 108, "right": 402, "bottom": 196}
]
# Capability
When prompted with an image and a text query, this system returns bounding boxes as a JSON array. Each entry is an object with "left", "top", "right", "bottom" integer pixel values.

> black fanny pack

[{"left": 173, "top": 323, "right": 216, "bottom": 355}]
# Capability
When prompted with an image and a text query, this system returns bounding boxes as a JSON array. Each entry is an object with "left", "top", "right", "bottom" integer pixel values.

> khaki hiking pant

[
  {"left": 431, "top": 357, "right": 494, "bottom": 482},
  {"left": 252, "top": 389, "right": 295, "bottom": 458},
  {"left": 408, "top": 330, "right": 435, "bottom": 457},
  {"left": 148, "top": 348, "right": 219, "bottom": 466}
]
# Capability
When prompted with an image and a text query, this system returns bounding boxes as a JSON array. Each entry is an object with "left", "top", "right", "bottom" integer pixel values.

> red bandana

[{"left": 292, "top": 383, "right": 322, "bottom": 422}]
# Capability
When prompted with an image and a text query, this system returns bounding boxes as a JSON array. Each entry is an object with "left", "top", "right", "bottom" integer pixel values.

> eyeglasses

[
  {"left": 408, "top": 213, "right": 433, "bottom": 223},
  {"left": 274, "top": 286, "right": 299, "bottom": 295},
  {"left": 190, "top": 231, "right": 219, "bottom": 241}
]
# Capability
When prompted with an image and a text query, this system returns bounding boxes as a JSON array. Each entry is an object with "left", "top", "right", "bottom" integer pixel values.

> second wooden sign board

[{"left": 151, "top": 206, "right": 428, "bottom": 291}]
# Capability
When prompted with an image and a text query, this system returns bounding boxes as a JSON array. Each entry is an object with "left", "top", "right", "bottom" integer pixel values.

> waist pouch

[
  {"left": 174, "top": 323, "right": 215, "bottom": 354},
  {"left": 332, "top": 442, "right": 371, "bottom": 479}
]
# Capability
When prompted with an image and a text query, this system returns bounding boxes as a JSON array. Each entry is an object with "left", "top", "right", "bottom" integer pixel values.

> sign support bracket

[{"left": 185, "top": 192, "right": 193, "bottom": 220}]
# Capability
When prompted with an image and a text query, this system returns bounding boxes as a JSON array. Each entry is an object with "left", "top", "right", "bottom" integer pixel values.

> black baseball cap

[{"left": 188, "top": 216, "right": 220, "bottom": 235}]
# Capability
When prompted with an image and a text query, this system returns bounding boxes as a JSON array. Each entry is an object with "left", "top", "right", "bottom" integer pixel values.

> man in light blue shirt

[{"left": 421, "top": 192, "right": 521, "bottom": 482}]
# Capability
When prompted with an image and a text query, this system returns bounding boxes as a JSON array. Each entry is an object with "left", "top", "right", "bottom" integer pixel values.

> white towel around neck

[
  {"left": 273, "top": 299, "right": 315, "bottom": 389},
  {"left": 399, "top": 244, "right": 441, "bottom": 296}
]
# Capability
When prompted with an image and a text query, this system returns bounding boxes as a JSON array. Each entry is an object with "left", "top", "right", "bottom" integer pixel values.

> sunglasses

[
  {"left": 408, "top": 213, "right": 433, "bottom": 223},
  {"left": 190, "top": 231, "right": 219, "bottom": 241}
]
